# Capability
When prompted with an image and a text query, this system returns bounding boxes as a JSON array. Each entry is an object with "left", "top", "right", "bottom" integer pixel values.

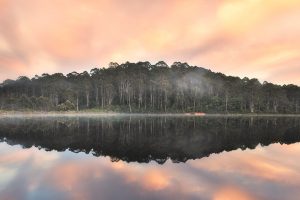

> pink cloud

[{"left": 0, "top": 0, "right": 299, "bottom": 85}]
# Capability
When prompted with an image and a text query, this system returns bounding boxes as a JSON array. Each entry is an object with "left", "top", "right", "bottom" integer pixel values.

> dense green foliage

[{"left": 0, "top": 61, "right": 299, "bottom": 113}]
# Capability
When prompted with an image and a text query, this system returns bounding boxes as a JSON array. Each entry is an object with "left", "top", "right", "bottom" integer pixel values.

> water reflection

[
  {"left": 0, "top": 116, "right": 299, "bottom": 163},
  {"left": 0, "top": 116, "right": 300, "bottom": 200}
]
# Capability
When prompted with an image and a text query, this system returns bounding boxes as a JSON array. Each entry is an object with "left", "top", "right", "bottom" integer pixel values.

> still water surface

[{"left": 0, "top": 116, "right": 300, "bottom": 200}]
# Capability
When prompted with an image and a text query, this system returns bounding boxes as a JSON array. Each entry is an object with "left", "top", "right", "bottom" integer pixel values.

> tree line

[{"left": 0, "top": 61, "right": 299, "bottom": 113}]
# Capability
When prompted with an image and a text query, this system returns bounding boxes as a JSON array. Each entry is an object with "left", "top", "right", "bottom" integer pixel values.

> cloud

[
  {"left": 0, "top": 0, "right": 299, "bottom": 85},
  {"left": 213, "top": 186, "right": 255, "bottom": 200}
]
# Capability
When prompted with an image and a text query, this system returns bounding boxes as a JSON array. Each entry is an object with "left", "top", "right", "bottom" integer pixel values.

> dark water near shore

[{"left": 0, "top": 116, "right": 300, "bottom": 200}]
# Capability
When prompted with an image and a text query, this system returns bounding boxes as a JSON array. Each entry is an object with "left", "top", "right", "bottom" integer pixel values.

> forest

[{"left": 0, "top": 61, "right": 299, "bottom": 113}]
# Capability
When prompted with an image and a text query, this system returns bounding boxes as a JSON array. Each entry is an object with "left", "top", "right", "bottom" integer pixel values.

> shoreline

[{"left": 0, "top": 111, "right": 300, "bottom": 117}]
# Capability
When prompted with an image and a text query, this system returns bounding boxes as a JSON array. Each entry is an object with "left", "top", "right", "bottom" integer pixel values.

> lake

[{"left": 0, "top": 115, "right": 300, "bottom": 200}]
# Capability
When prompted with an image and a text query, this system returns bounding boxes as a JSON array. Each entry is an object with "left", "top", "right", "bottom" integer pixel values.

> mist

[{"left": 0, "top": 61, "right": 299, "bottom": 114}]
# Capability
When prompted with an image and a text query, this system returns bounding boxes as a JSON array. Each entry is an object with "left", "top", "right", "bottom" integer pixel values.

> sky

[{"left": 0, "top": 0, "right": 299, "bottom": 85}]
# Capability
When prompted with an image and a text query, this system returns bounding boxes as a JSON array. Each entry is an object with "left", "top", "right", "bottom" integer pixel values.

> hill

[{"left": 0, "top": 61, "right": 299, "bottom": 113}]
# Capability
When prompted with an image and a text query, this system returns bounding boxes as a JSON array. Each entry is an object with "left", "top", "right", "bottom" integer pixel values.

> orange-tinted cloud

[
  {"left": 213, "top": 186, "right": 255, "bottom": 200},
  {"left": 0, "top": 0, "right": 299, "bottom": 85}
]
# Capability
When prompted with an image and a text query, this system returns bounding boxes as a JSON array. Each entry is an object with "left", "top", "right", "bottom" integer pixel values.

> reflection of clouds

[
  {"left": 110, "top": 162, "right": 171, "bottom": 191},
  {"left": 0, "top": 143, "right": 58, "bottom": 168},
  {"left": 187, "top": 144, "right": 300, "bottom": 200},
  {"left": 213, "top": 186, "right": 255, "bottom": 200},
  {"left": 1, "top": 142, "right": 300, "bottom": 199},
  {"left": 0, "top": 167, "right": 15, "bottom": 191},
  {"left": 47, "top": 162, "right": 91, "bottom": 190},
  {"left": 0, "top": 147, "right": 31, "bottom": 164},
  {"left": 0, "top": 143, "right": 59, "bottom": 200},
  {"left": 142, "top": 170, "right": 170, "bottom": 190},
  {"left": 189, "top": 144, "right": 300, "bottom": 185}
]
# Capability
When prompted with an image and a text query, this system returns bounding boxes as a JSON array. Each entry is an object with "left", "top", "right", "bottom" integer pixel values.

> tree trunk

[
  {"left": 164, "top": 90, "right": 167, "bottom": 112},
  {"left": 101, "top": 86, "right": 104, "bottom": 108},
  {"left": 150, "top": 88, "right": 153, "bottom": 108},
  {"left": 128, "top": 94, "right": 132, "bottom": 113},
  {"left": 273, "top": 100, "right": 278, "bottom": 113},
  {"left": 95, "top": 87, "right": 99, "bottom": 106},
  {"left": 225, "top": 93, "right": 228, "bottom": 113},
  {"left": 250, "top": 93, "right": 254, "bottom": 113},
  {"left": 144, "top": 93, "right": 147, "bottom": 110},
  {"left": 266, "top": 100, "right": 270, "bottom": 112},
  {"left": 86, "top": 91, "right": 89, "bottom": 108},
  {"left": 76, "top": 94, "right": 79, "bottom": 111},
  {"left": 250, "top": 101, "right": 254, "bottom": 113},
  {"left": 55, "top": 94, "right": 59, "bottom": 106},
  {"left": 138, "top": 91, "right": 142, "bottom": 110}
]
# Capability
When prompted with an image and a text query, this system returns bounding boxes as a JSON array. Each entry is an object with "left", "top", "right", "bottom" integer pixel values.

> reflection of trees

[{"left": 0, "top": 117, "right": 299, "bottom": 164}]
